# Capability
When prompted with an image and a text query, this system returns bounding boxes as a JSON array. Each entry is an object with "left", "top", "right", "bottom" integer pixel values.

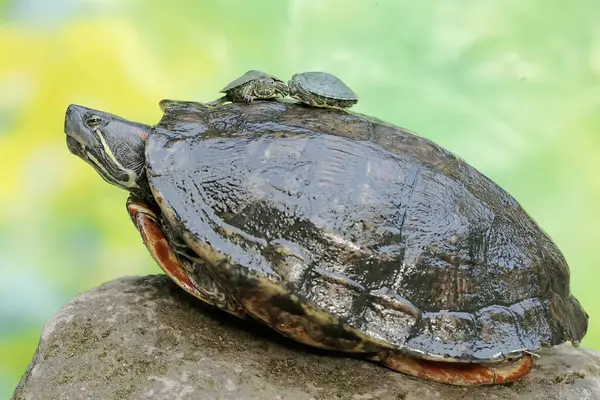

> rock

[{"left": 12, "top": 275, "right": 600, "bottom": 400}]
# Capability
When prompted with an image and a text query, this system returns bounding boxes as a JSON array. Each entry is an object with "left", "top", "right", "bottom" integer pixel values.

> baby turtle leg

[
  {"left": 207, "top": 85, "right": 256, "bottom": 106},
  {"left": 372, "top": 351, "right": 533, "bottom": 386},
  {"left": 126, "top": 197, "right": 246, "bottom": 318},
  {"left": 205, "top": 96, "right": 229, "bottom": 107},
  {"left": 240, "top": 83, "right": 257, "bottom": 102}
]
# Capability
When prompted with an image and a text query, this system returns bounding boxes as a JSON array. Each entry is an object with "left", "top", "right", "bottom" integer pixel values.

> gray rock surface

[{"left": 12, "top": 275, "right": 600, "bottom": 400}]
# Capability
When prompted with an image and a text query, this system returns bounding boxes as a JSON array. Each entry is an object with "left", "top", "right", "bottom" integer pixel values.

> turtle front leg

[
  {"left": 126, "top": 196, "right": 246, "bottom": 318},
  {"left": 241, "top": 83, "right": 256, "bottom": 103},
  {"left": 372, "top": 351, "right": 533, "bottom": 386}
]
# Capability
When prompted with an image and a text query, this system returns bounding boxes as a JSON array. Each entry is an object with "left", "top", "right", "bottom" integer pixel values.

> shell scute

[
  {"left": 405, "top": 311, "right": 480, "bottom": 361},
  {"left": 292, "top": 71, "right": 358, "bottom": 100},
  {"left": 146, "top": 101, "right": 587, "bottom": 364},
  {"left": 221, "top": 70, "right": 282, "bottom": 92}
]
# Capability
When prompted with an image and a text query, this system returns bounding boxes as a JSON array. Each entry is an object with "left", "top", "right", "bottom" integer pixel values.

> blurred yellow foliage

[{"left": 0, "top": 1, "right": 599, "bottom": 397}]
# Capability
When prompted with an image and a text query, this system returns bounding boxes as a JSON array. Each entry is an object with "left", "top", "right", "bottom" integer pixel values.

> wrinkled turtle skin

[{"left": 64, "top": 99, "right": 587, "bottom": 386}]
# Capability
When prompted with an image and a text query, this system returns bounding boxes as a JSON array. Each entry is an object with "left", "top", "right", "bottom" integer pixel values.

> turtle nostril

[
  {"left": 64, "top": 105, "right": 83, "bottom": 137},
  {"left": 65, "top": 104, "right": 79, "bottom": 120}
]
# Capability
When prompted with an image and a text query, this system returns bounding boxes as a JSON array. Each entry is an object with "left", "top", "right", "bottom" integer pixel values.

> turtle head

[{"left": 65, "top": 104, "right": 151, "bottom": 196}]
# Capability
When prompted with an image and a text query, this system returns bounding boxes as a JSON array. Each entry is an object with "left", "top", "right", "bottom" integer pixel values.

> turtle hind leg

[
  {"left": 206, "top": 96, "right": 229, "bottom": 107},
  {"left": 126, "top": 197, "right": 246, "bottom": 318},
  {"left": 372, "top": 351, "right": 533, "bottom": 386}
]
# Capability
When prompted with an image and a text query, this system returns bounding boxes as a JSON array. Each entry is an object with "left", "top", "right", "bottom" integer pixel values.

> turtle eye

[{"left": 84, "top": 114, "right": 107, "bottom": 129}]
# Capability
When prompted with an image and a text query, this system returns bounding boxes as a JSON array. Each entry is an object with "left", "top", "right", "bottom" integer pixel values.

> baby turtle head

[{"left": 64, "top": 104, "right": 151, "bottom": 195}]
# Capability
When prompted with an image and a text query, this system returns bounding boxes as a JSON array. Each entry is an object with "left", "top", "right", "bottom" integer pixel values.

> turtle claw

[{"left": 373, "top": 351, "right": 533, "bottom": 386}]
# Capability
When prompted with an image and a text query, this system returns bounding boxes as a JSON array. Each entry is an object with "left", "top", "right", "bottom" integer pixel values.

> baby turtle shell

[
  {"left": 208, "top": 70, "right": 289, "bottom": 106},
  {"left": 288, "top": 71, "right": 358, "bottom": 108},
  {"left": 221, "top": 70, "right": 278, "bottom": 92},
  {"left": 65, "top": 99, "right": 588, "bottom": 386}
]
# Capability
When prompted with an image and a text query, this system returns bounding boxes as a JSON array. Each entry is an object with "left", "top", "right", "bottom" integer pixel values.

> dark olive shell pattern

[
  {"left": 290, "top": 72, "right": 358, "bottom": 101},
  {"left": 221, "top": 70, "right": 283, "bottom": 93},
  {"left": 145, "top": 100, "right": 587, "bottom": 363}
]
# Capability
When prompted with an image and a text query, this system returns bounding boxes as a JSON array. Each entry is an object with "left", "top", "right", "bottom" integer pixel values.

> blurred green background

[{"left": 1, "top": 0, "right": 599, "bottom": 396}]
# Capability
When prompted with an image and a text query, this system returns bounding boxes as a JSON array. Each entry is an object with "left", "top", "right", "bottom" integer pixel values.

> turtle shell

[
  {"left": 290, "top": 72, "right": 358, "bottom": 101},
  {"left": 221, "top": 70, "right": 282, "bottom": 93},
  {"left": 145, "top": 100, "right": 587, "bottom": 363}
]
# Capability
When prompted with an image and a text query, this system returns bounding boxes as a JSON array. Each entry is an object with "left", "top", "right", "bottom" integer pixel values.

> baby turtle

[
  {"left": 207, "top": 70, "right": 288, "bottom": 106},
  {"left": 288, "top": 71, "right": 358, "bottom": 108},
  {"left": 65, "top": 99, "right": 587, "bottom": 386}
]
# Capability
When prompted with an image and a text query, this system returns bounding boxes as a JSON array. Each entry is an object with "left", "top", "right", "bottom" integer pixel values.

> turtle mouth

[
  {"left": 65, "top": 104, "right": 138, "bottom": 189},
  {"left": 64, "top": 105, "right": 97, "bottom": 160},
  {"left": 64, "top": 104, "right": 96, "bottom": 148},
  {"left": 65, "top": 131, "right": 94, "bottom": 168},
  {"left": 65, "top": 127, "right": 130, "bottom": 188},
  {"left": 66, "top": 135, "right": 84, "bottom": 156},
  {"left": 66, "top": 134, "right": 124, "bottom": 187}
]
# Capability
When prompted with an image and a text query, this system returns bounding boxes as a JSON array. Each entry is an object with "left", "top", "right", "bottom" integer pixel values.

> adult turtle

[
  {"left": 288, "top": 71, "right": 358, "bottom": 108},
  {"left": 64, "top": 99, "right": 587, "bottom": 386},
  {"left": 207, "top": 70, "right": 288, "bottom": 106}
]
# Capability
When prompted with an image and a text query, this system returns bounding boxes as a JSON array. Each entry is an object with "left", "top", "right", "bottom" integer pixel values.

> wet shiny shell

[
  {"left": 145, "top": 100, "right": 587, "bottom": 363},
  {"left": 290, "top": 72, "right": 357, "bottom": 100},
  {"left": 221, "top": 70, "right": 283, "bottom": 93}
]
